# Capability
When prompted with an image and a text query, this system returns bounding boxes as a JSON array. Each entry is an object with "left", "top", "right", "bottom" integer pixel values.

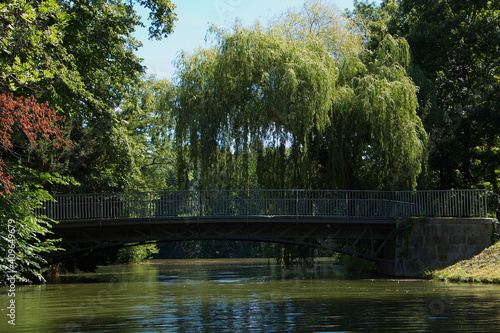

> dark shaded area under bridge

[{"left": 40, "top": 189, "right": 490, "bottom": 273}]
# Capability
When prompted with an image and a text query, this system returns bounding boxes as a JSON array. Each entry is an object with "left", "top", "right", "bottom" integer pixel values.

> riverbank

[{"left": 430, "top": 242, "right": 500, "bottom": 283}]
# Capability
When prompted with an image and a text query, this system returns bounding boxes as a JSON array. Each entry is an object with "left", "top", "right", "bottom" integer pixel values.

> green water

[{"left": 1, "top": 258, "right": 499, "bottom": 332}]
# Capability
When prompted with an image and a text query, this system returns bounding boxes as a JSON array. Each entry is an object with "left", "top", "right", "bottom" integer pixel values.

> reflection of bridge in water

[{"left": 41, "top": 189, "right": 490, "bottom": 274}]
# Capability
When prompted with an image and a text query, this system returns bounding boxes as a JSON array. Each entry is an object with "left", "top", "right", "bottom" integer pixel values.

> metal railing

[{"left": 36, "top": 189, "right": 489, "bottom": 221}]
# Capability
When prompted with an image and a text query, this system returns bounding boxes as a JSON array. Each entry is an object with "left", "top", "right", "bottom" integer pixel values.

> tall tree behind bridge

[
  {"left": 354, "top": 0, "right": 500, "bottom": 191},
  {"left": 398, "top": 0, "right": 500, "bottom": 191},
  {"left": 173, "top": 0, "right": 426, "bottom": 191}
]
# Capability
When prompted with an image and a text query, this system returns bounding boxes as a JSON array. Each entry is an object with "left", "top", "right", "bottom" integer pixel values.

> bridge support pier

[{"left": 378, "top": 217, "right": 495, "bottom": 277}]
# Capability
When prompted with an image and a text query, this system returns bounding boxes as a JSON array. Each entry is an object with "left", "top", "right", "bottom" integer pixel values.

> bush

[
  {"left": 117, "top": 244, "right": 159, "bottom": 264},
  {"left": 339, "top": 254, "right": 377, "bottom": 273}
]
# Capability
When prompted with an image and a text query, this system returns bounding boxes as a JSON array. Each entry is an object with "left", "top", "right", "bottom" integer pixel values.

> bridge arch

[
  {"left": 41, "top": 189, "right": 492, "bottom": 275},
  {"left": 46, "top": 216, "right": 397, "bottom": 266}
]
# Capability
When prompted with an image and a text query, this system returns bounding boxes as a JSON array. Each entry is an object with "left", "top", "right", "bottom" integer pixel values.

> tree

[
  {"left": 0, "top": 93, "right": 73, "bottom": 284},
  {"left": 269, "top": 0, "right": 363, "bottom": 57},
  {"left": 117, "top": 76, "right": 177, "bottom": 191},
  {"left": 0, "top": 93, "right": 70, "bottom": 194},
  {"left": 0, "top": 0, "right": 72, "bottom": 93},
  {"left": 0, "top": 169, "right": 74, "bottom": 284},
  {"left": 173, "top": 1, "right": 426, "bottom": 191},
  {"left": 174, "top": 24, "right": 336, "bottom": 189},
  {"left": 327, "top": 34, "right": 426, "bottom": 189},
  {"left": 1, "top": 0, "right": 178, "bottom": 193},
  {"left": 41, "top": 0, "right": 177, "bottom": 193},
  {"left": 0, "top": 0, "right": 178, "bottom": 282},
  {"left": 386, "top": 0, "right": 500, "bottom": 190},
  {"left": 116, "top": 243, "right": 159, "bottom": 264}
]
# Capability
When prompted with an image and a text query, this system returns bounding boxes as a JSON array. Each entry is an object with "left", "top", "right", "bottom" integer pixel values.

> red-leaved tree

[{"left": 0, "top": 93, "right": 71, "bottom": 195}]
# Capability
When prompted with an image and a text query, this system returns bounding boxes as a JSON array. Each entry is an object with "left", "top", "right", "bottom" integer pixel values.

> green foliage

[
  {"left": 117, "top": 76, "right": 177, "bottom": 191},
  {"left": 43, "top": 1, "right": 176, "bottom": 193},
  {"left": 270, "top": 0, "right": 363, "bottom": 57},
  {"left": 339, "top": 254, "right": 377, "bottom": 273},
  {"left": 1, "top": 0, "right": 178, "bottom": 194},
  {"left": 138, "top": 0, "right": 177, "bottom": 40},
  {"left": 117, "top": 243, "right": 160, "bottom": 264},
  {"left": 385, "top": 0, "right": 500, "bottom": 190},
  {"left": 329, "top": 34, "right": 426, "bottom": 189},
  {"left": 173, "top": 3, "right": 426, "bottom": 190},
  {"left": 0, "top": 167, "right": 74, "bottom": 285},
  {"left": 175, "top": 22, "right": 337, "bottom": 189},
  {"left": 0, "top": 0, "right": 177, "bottom": 280},
  {"left": 0, "top": 0, "right": 71, "bottom": 92}
]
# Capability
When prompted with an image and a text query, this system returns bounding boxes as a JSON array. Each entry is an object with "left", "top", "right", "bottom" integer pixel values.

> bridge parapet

[{"left": 38, "top": 189, "right": 489, "bottom": 221}]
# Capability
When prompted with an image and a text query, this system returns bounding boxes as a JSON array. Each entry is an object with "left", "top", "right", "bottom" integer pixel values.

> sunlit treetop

[{"left": 172, "top": 0, "right": 426, "bottom": 191}]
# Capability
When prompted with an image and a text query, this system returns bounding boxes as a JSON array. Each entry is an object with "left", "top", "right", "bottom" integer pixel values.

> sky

[{"left": 133, "top": 0, "right": 368, "bottom": 80}]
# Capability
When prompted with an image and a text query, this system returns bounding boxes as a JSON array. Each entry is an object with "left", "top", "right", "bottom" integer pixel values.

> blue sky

[{"left": 133, "top": 0, "right": 367, "bottom": 79}]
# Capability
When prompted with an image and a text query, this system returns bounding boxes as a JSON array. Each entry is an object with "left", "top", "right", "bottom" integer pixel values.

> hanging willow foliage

[
  {"left": 174, "top": 24, "right": 336, "bottom": 190},
  {"left": 173, "top": 8, "right": 426, "bottom": 190},
  {"left": 326, "top": 35, "right": 427, "bottom": 190}
]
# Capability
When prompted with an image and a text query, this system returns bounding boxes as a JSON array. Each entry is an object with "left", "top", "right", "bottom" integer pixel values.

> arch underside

[{"left": 46, "top": 217, "right": 397, "bottom": 265}]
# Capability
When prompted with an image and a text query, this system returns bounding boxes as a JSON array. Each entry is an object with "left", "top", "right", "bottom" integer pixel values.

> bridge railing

[{"left": 37, "top": 189, "right": 489, "bottom": 221}]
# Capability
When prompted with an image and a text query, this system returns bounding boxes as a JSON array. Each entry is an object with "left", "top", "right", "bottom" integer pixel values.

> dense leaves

[
  {"left": 117, "top": 243, "right": 159, "bottom": 264},
  {"left": 0, "top": 92, "right": 71, "bottom": 284},
  {"left": 0, "top": 0, "right": 71, "bottom": 92},
  {"left": 173, "top": 1, "right": 426, "bottom": 191},
  {"left": 0, "top": 0, "right": 177, "bottom": 284},
  {"left": 0, "top": 169, "right": 71, "bottom": 284},
  {"left": 174, "top": 25, "right": 336, "bottom": 189},
  {"left": 0, "top": 93, "right": 70, "bottom": 194},
  {"left": 326, "top": 34, "right": 426, "bottom": 189},
  {"left": 1, "top": 0, "right": 178, "bottom": 193},
  {"left": 117, "top": 76, "right": 177, "bottom": 191},
  {"left": 376, "top": 0, "right": 500, "bottom": 191}
]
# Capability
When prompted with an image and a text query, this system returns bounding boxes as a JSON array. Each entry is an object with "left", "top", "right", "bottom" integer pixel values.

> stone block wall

[{"left": 381, "top": 218, "right": 495, "bottom": 277}]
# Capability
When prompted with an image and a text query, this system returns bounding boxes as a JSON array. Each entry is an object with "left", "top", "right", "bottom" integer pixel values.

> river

[{"left": 1, "top": 258, "right": 499, "bottom": 332}]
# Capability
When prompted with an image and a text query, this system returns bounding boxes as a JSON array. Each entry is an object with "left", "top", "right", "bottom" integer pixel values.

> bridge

[{"left": 40, "top": 189, "right": 495, "bottom": 276}]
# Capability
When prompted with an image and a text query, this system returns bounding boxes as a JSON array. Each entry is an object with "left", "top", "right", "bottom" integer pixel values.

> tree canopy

[
  {"left": 355, "top": 0, "right": 500, "bottom": 191},
  {"left": 173, "top": 1, "right": 426, "bottom": 191},
  {"left": 1, "top": 0, "right": 178, "bottom": 192},
  {"left": 401, "top": 0, "right": 500, "bottom": 191},
  {"left": 0, "top": 0, "right": 177, "bottom": 284}
]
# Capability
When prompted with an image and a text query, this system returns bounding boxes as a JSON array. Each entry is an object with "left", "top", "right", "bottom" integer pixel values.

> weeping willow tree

[
  {"left": 174, "top": 24, "right": 335, "bottom": 190},
  {"left": 173, "top": 0, "right": 426, "bottom": 191},
  {"left": 326, "top": 35, "right": 427, "bottom": 189}
]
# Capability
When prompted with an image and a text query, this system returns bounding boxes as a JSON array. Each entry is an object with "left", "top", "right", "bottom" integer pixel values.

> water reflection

[{"left": 1, "top": 259, "right": 499, "bottom": 332}]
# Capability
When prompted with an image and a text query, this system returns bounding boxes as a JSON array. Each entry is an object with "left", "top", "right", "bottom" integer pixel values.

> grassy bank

[{"left": 430, "top": 242, "right": 500, "bottom": 283}]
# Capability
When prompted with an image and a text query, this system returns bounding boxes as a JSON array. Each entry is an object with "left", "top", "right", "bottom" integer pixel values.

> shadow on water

[{"left": 1, "top": 258, "right": 499, "bottom": 333}]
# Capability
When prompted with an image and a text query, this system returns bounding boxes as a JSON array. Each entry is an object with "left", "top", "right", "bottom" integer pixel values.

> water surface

[{"left": 1, "top": 258, "right": 499, "bottom": 332}]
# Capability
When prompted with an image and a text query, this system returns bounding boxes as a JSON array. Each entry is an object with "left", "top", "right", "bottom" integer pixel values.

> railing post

[
  {"left": 149, "top": 192, "right": 153, "bottom": 218},
  {"left": 485, "top": 190, "right": 488, "bottom": 217},
  {"left": 198, "top": 190, "right": 202, "bottom": 217},
  {"left": 296, "top": 189, "right": 299, "bottom": 217}
]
